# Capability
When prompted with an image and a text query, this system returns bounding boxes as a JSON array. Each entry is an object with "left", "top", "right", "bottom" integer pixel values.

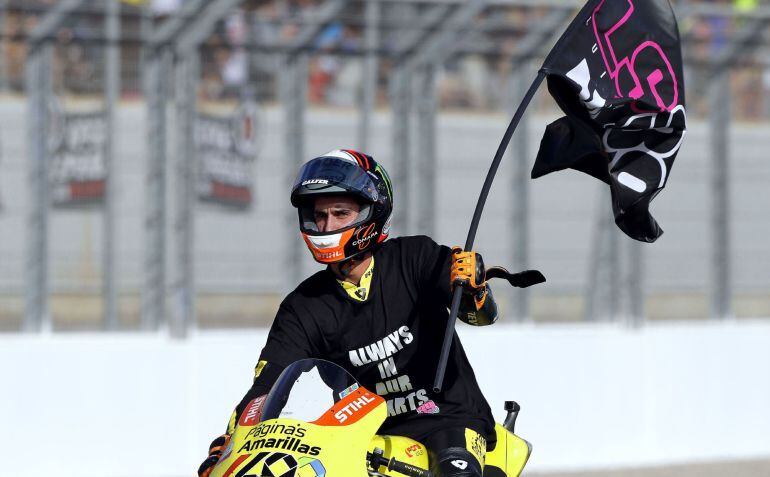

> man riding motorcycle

[{"left": 199, "top": 149, "right": 500, "bottom": 477}]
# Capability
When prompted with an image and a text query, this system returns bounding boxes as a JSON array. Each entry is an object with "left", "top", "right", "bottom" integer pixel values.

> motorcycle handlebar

[{"left": 368, "top": 451, "right": 434, "bottom": 477}]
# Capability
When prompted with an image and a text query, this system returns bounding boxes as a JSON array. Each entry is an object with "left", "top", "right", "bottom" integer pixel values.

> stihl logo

[
  {"left": 334, "top": 393, "right": 376, "bottom": 423},
  {"left": 315, "top": 250, "right": 342, "bottom": 260},
  {"left": 238, "top": 395, "right": 266, "bottom": 426}
]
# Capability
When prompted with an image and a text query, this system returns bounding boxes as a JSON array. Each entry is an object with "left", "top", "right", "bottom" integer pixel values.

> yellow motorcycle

[{"left": 209, "top": 358, "right": 531, "bottom": 477}]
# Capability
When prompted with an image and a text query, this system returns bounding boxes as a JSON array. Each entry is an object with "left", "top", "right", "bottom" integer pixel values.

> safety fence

[{"left": 1, "top": 0, "right": 769, "bottom": 334}]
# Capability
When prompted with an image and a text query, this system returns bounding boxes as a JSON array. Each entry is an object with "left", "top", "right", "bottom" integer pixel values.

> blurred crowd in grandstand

[{"left": 1, "top": 0, "right": 769, "bottom": 119}]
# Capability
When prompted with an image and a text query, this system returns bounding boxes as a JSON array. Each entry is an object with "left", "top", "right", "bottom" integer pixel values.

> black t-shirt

[{"left": 256, "top": 235, "right": 496, "bottom": 443}]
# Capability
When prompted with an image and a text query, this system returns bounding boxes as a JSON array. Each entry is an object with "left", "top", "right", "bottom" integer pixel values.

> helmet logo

[
  {"left": 316, "top": 249, "right": 343, "bottom": 260},
  {"left": 352, "top": 223, "right": 378, "bottom": 250},
  {"left": 301, "top": 178, "right": 329, "bottom": 186}
]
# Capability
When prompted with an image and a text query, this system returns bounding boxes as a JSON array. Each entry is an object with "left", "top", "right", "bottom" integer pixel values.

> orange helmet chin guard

[{"left": 301, "top": 216, "right": 391, "bottom": 265}]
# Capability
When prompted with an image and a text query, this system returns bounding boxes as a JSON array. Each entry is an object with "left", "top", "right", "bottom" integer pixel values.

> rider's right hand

[{"left": 197, "top": 434, "right": 230, "bottom": 477}]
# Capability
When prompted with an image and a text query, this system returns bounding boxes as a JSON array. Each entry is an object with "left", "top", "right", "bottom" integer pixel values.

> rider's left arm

[{"left": 405, "top": 236, "right": 498, "bottom": 326}]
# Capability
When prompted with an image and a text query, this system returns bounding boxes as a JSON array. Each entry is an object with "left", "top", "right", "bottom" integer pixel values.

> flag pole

[{"left": 433, "top": 70, "right": 546, "bottom": 393}]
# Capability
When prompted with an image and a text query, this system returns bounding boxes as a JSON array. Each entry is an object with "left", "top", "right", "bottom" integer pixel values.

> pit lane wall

[{"left": 3, "top": 320, "right": 770, "bottom": 477}]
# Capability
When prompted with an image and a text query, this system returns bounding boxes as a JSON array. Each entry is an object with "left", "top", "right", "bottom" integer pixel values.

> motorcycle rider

[{"left": 199, "top": 149, "right": 499, "bottom": 477}]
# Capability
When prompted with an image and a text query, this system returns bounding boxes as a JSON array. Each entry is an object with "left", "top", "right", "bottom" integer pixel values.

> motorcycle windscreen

[{"left": 261, "top": 358, "right": 360, "bottom": 423}]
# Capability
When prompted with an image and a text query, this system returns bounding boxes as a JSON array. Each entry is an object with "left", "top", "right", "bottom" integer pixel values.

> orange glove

[
  {"left": 198, "top": 434, "right": 231, "bottom": 477},
  {"left": 450, "top": 247, "right": 486, "bottom": 291}
]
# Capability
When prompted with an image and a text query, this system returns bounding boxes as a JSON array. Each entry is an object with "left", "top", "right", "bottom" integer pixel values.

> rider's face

[{"left": 313, "top": 195, "right": 361, "bottom": 233}]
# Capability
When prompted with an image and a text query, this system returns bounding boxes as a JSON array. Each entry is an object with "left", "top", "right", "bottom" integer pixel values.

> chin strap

[
  {"left": 338, "top": 257, "right": 360, "bottom": 278},
  {"left": 336, "top": 253, "right": 372, "bottom": 280}
]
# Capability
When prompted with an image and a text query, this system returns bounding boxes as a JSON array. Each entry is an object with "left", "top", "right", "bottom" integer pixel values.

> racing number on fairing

[
  {"left": 226, "top": 452, "right": 268, "bottom": 477},
  {"left": 233, "top": 452, "right": 299, "bottom": 477},
  {"left": 592, "top": 0, "right": 679, "bottom": 112}
]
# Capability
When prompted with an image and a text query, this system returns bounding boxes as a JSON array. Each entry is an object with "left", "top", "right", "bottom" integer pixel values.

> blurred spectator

[
  {"left": 706, "top": 0, "right": 731, "bottom": 55},
  {"left": 437, "top": 60, "right": 475, "bottom": 109},
  {"left": 0, "top": 0, "right": 766, "bottom": 119},
  {"left": 308, "top": 22, "right": 343, "bottom": 103},
  {"left": 764, "top": 66, "right": 770, "bottom": 119},
  {"left": 222, "top": 49, "right": 248, "bottom": 92},
  {"left": 4, "top": 10, "right": 27, "bottom": 91},
  {"left": 151, "top": 0, "right": 182, "bottom": 16},
  {"left": 732, "top": 0, "right": 762, "bottom": 120},
  {"left": 308, "top": 56, "right": 336, "bottom": 104},
  {"left": 222, "top": 11, "right": 249, "bottom": 95},
  {"left": 734, "top": 0, "right": 759, "bottom": 12}
]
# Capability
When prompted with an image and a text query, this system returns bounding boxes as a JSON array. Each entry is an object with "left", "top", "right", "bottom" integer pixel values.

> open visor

[{"left": 291, "top": 157, "right": 379, "bottom": 206}]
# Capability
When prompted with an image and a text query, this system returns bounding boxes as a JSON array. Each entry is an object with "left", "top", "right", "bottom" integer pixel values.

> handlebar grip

[
  {"left": 368, "top": 451, "right": 434, "bottom": 477},
  {"left": 387, "top": 458, "right": 434, "bottom": 477}
]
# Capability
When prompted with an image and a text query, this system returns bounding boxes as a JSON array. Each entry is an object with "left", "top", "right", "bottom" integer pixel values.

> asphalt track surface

[{"left": 529, "top": 458, "right": 770, "bottom": 477}]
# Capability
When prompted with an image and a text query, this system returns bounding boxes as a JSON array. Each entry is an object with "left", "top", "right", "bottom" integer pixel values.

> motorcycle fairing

[
  {"left": 208, "top": 358, "right": 532, "bottom": 477},
  {"left": 212, "top": 407, "right": 386, "bottom": 477},
  {"left": 210, "top": 359, "right": 387, "bottom": 477},
  {"left": 369, "top": 425, "right": 531, "bottom": 477},
  {"left": 483, "top": 424, "right": 532, "bottom": 477}
]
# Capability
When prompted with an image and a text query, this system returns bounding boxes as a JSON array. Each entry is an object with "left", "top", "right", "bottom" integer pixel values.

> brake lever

[{"left": 486, "top": 266, "right": 546, "bottom": 288}]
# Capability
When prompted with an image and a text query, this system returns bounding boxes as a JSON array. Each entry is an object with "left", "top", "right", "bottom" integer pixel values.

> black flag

[{"left": 533, "top": 0, "right": 686, "bottom": 242}]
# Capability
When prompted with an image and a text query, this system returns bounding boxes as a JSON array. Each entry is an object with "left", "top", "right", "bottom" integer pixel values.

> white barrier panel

[{"left": 3, "top": 321, "right": 770, "bottom": 476}]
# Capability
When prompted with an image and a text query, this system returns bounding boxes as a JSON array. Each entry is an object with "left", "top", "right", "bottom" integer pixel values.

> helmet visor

[
  {"left": 298, "top": 202, "right": 372, "bottom": 233},
  {"left": 291, "top": 157, "right": 379, "bottom": 206}
]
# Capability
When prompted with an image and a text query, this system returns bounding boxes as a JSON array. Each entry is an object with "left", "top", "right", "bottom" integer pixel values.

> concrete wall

[{"left": 2, "top": 321, "right": 770, "bottom": 477}]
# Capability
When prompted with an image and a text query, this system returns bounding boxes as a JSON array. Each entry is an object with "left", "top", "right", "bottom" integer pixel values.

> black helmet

[{"left": 290, "top": 149, "right": 393, "bottom": 264}]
